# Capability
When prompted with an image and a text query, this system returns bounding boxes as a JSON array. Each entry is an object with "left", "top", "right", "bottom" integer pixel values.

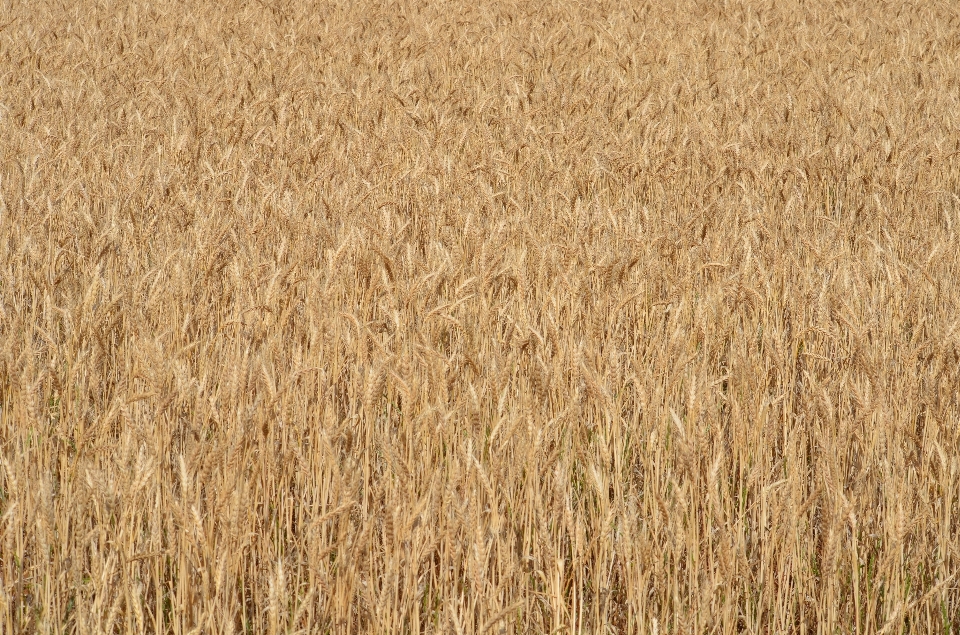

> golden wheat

[{"left": 1, "top": 0, "right": 959, "bottom": 632}]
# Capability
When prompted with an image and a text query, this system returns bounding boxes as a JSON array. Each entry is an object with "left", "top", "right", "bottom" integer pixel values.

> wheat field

[{"left": 1, "top": 0, "right": 959, "bottom": 632}]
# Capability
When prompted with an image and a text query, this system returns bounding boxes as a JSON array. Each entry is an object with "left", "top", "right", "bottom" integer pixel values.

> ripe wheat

[{"left": 1, "top": 0, "right": 959, "bottom": 632}]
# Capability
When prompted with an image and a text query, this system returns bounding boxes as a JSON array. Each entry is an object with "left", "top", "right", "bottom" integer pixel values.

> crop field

[{"left": 2, "top": 0, "right": 960, "bottom": 632}]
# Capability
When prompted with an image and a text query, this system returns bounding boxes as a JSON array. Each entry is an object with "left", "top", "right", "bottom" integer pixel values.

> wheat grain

[{"left": 1, "top": 0, "right": 959, "bottom": 632}]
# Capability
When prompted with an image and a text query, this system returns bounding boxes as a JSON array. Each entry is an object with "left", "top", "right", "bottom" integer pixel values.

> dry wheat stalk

[{"left": 0, "top": 0, "right": 959, "bottom": 632}]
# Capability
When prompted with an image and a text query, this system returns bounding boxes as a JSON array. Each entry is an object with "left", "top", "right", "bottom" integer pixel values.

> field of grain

[{"left": 2, "top": 0, "right": 960, "bottom": 632}]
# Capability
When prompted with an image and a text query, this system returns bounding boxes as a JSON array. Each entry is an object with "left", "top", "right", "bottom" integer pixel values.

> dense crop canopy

[{"left": 1, "top": 0, "right": 959, "bottom": 632}]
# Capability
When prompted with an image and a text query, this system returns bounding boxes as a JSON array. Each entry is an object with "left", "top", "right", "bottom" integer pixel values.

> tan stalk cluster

[{"left": 1, "top": 0, "right": 959, "bottom": 632}]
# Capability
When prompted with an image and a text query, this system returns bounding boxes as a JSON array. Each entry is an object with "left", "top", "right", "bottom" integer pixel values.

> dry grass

[{"left": 1, "top": 0, "right": 960, "bottom": 632}]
